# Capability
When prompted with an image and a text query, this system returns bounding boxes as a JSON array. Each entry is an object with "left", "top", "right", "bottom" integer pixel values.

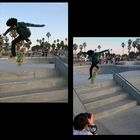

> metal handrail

[{"left": 112, "top": 70, "right": 140, "bottom": 93}]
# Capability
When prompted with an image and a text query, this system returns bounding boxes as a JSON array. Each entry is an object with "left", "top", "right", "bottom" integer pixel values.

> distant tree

[
  {"left": 46, "top": 32, "right": 51, "bottom": 43},
  {"left": 121, "top": 42, "right": 125, "bottom": 55}
]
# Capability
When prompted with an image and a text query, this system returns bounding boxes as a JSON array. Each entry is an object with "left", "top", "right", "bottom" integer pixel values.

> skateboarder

[
  {"left": 87, "top": 49, "right": 110, "bottom": 80},
  {"left": 3, "top": 18, "right": 45, "bottom": 59}
]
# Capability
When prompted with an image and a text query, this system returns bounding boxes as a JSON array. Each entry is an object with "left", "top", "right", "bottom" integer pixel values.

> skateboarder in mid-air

[
  {"left": 3, "top": 18, "right": 45, "bottom": 59},
  {"left": 87, "top": 49, "right": 110, "bottom": 80}
]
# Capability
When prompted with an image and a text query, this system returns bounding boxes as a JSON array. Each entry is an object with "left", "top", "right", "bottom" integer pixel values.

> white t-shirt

[{"left": 73, "top": 129, "right": 93, "bottom": 135}]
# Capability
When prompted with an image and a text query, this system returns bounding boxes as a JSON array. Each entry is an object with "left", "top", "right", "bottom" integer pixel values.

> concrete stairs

[
  {"left": 74, "top": 80, "right": 137, "bottom": 120},
  {"left": 0, "top": 69, "right": 68, "bottom": 102}
]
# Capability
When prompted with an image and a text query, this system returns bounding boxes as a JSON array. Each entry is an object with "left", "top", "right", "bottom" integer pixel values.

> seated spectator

[{"left": 73, "top": 112, "right": 97, "bottom": 135}]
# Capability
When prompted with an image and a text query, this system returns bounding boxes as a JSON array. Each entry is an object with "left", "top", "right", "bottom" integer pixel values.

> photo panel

[{"left": 73, "top": 37, "right": 140, "bottom": 135}]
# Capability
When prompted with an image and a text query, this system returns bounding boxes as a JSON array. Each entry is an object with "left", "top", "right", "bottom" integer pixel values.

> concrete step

[
  {"left": 88, "top": 98, "right": 137, "bottom": 119},
  {"left": 0, "top": 69, "right": 59, "bottom": 81},
  {"left": 82, "top": 91, "right": 125, "bottom": 104},
  {"left": 0, "top": 88, "right": 68, "bottom": 102},
  {"left": 94, "top": 100, "right": 136, "bottom": 120},
  {"left": 0, "top": 77, "right": 67, "bottom": 94},
  {"left": 79, "top": 86, "right": 122, "bottom": 101},
  {"left": 74, "top": 80, "right": 116, "bottom": 94},
  {"left": 84, "top": 93, "right": 129, "bottom": 111}
]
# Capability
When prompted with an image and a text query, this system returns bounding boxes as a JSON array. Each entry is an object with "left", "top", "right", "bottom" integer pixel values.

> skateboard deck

[
  {"left": 16, "top": 47, "right": 26, "bottom": 66},
  {"left": 90, "top": 67, "right": 99, "bottom": 84},
  {"left": 91, "top": 72, "right": 96, "bottom": 83}
]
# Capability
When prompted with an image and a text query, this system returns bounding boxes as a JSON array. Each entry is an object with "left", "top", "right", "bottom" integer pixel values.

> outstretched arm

[
  {"left": 21, "top": 22, "right": 45, "bottom": 27},
  {"left": 3, "top": 27, "right": 12, "bottom": 36},
  {"left": 99, "top": 49, "right": 109, "bottom": 54}
]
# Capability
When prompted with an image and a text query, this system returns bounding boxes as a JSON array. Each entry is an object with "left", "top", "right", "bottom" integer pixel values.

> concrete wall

[
  {"left": 55, "top": 56, "right": 68, "bottom": 79},
  {"left": 74, "top": 64, "right": 140, "bottom": 74},
  {"left": 26, "top": 57, "right": 54, "bottom": 64}
]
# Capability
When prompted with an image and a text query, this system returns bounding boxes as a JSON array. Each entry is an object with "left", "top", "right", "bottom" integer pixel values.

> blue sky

[
  {"left": 73, "top": 37, "right": 139, "bottom": 55},
  {"left": 0, "top": 2, "right": 68, "bottom": 46}
]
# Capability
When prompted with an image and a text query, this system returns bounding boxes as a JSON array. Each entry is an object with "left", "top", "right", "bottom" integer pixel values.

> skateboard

[
  {"left": 16, "top": 47, "right": 26, "bottom": 66},
  {"left": 91, "top": 72, "right": 96, "bottom": 83},
  {"left": 90, "top": 67, "right": 98, "bottom": 84}
]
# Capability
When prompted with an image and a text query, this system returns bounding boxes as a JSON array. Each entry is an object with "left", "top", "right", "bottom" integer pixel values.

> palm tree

[
  {"left": 79, "top": 44, "right": 83, "bottom": 52},
  {"left": 128, "top": 39, "right": 132, "bottom": 46},
  {"left": 110, "top": 49, "right": 113, "bottom": 54},
  {"left": 46, "top": 32, "right": 51, "bottom": 43},
  {"left": 128, "top": 46, "right": 131, "bottom": 54},
  {"left": 4, "top": 36, "right": 9, "bottom": 52},
  {"left": 56, "top": 39, "right": 59, "bottom": 43},
  {"left": 135, "top": 38, "right": 140, "bottom": 52},
  {"left": 51, "top": 43, "right": 56, "bottom": 52},
  {"left": 60, "top": 41, "right": 65, "bottom": 50},
  {"left": 36, "top": 39, "right": 39, "bottom": 45},
  {"left": 132, "top": 41, "right": 137, "bottom": 53},
  {"left": 121, "top": 42, "right": 125, "bottom": 55},
  {"left": 98, "top": 45, "right": 101, "bottom": 52},
  {"left": 56, "top": 39, "right": 60, "bottom": 50},
  {"left": 54, "top": 40, "right": 56, "bottom": 45},
  {"left": 42, "top": 38, "right": 45, "bottom": 43},
  {"left": 83, "top": 42, "right": 87, "bottom": 52},
  {"left": 73, "top": 43, "right": 78, "bottom": 54},
  {"left": 128, "top": 39, "right": 132, "bottom": 54},
  {"left": 65, "top": 38, "right": 68, "bottom": 45}
]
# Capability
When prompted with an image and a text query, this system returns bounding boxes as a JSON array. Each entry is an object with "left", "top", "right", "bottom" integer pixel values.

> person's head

[
  {"left": 84, "top": 112, "right": 95, "bottom": 125},
  {"left": 87, "top": 50, "right": 94, "bottom": 56},
  {"left": 73, "top": 113, "right": 89, "bottom": 131},
  {"left": 6, "top": 18, "right": 17, "bottom": 28}
]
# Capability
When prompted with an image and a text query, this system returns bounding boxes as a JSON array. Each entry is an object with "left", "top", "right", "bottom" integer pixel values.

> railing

[
  {"left": 55, "top": 56, "right": 68, "bottom": 79},
  {"left": 113, "top": 71, "right": 140, "bottom": 105}
]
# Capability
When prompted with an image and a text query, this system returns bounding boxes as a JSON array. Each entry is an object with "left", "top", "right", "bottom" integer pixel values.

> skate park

[
  {"left": 73, "top": 61, "right": 140, "bottom": 135},
  {"left": 0, "top": 55, "right": 68, "bottom": 103}
]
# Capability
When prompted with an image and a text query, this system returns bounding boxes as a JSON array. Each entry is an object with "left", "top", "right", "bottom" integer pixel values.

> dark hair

[
  {"left": 73, "top": 113, "right": 89, "bottom": 130},
  {"left": 87, "top": 50, "right": 94, "bottom": 56},
  {"left": 84, "top": 112, "right": 92, "bottom": 119},
  {"left": 6, "top": 18, "right": 17, "bottom": 26}
]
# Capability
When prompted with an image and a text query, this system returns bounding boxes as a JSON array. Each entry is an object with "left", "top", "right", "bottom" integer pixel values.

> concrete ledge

[
  {"left": 79, "top": 86, "right": 121, "bottom": 101},
  {"left": 0, "top": 89, "right": 68, "bottom": 102},
  {"left": 0, "top": 77, "right": 67, "bottom": 95},
  {"left": 113, "top": 73, "right": 140, "bottom": 105},
  {"left": 55, "top": 56, "right": 68, "bottom": 79},
  {"left": 84, "top": 94, "right": 128, "bottom": 111},
  {"left": 73, "top": 88, "right": 87, "bottom": 116},
  {"left": 0, "top": 69, "right": 58, "bottom": 81}
]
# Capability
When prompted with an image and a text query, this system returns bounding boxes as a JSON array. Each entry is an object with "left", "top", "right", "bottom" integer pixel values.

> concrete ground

[
  {"left": 73, "top": 66, "right": 113, "bottom": 86},
  {"left": 0, "top": 58, "right": 54, "bottom": 72},
  {"left": 73, "top": 65, "right": 140, "bottom": 135}
]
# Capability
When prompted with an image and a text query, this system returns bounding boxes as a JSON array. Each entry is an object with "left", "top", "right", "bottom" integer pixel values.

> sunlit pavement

[{"left": 0, "top": 58, "right": 54, "bottom": 72}]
